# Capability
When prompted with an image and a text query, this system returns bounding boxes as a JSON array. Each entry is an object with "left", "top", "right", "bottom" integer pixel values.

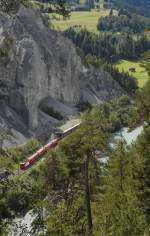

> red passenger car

[
  {"left": 20, "top": 139, "right": 60, "bottom": 170},
  {"left": 20, "top": 123, "right": 81, "bottom": 171}
]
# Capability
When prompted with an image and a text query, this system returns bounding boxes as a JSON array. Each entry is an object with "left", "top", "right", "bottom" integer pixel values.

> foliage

[
  {"left": 94, "top": 141, "right": 147, "bottom": 236},
  {"left": 0, "top": 0, "right": 70, "bottom": 18},
  {"left": 141, "top": 50, "right": 150, "bottom": 76},
  {"left": 0, "top": 34, "right": 13, "bottom": 65},
  {"left": 0, "top": 53, "right": 150, "bottom": 235},
  {"left": 136, "top": 81, "right": 150, "bottom": 124},
  {"left": 97, "top": 14, "right": 150, "bottom": 33},
  {"left": 112, "top": 0, "right": 150, "bottom": 18},
  {"left": 64, "top": 27, "right": 150, "bottom": 61},
  {"left": 1, "top": 0, "right": 150, "bottom": 235},
  {"left": 103, "top": 63, "right": 137, "bottom": 93},
  {"left": 0, "top": 97, "right": 150, "bottom": 235},
  {"left": 0, "top": 138, "right": 41, "bottom": 173},
  {"left": 115, "top": 59, "right": 149, "bottom": 88},
  {"left": 34, "top": 0, "right": 70, "bottom": 18},
  {"left": 75, "top": 49, "right": 138, "bottom": 93},
  {"left": 0, "top": 0, "right": 20, "bottom": 13}
]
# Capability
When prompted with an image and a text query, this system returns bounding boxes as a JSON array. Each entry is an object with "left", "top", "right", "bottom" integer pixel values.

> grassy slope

[
  {"left": 52, "top": 9, "right": 110, "bottom": 32},
  {"left": 115, "top": 60, "right": 149, "bottom": 87}
]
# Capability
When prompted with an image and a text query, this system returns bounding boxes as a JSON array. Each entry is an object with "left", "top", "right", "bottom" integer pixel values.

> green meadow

[
  {"left": 51, "top": 9, "right": 110, "bottom": 32},
  {"left": 115, "top": 60, "right": 149, "bottom": 87}
]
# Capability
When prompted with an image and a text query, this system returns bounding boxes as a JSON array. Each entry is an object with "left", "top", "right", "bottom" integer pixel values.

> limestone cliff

[
  {"left": 0, "top": 6, "right": 83, "bottom": 129},
  {"left": 0, "top": 6, "right": 124, "bottom": 146}
]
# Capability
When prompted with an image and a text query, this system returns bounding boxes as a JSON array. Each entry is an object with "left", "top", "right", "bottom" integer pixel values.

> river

[{"left": 113, "top": 125, "right": 143, "bottom": 146}]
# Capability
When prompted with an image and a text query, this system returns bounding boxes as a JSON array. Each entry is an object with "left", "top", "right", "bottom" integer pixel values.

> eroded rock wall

[
  {"left": 0, "top": 6, "right": 125, "bottom": 146},
  {"left": 0, "top": 6, "right": 82, "bottom": 129}
]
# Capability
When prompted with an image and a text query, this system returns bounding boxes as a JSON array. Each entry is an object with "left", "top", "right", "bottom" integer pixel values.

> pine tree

[
  {"left": 136, "top": 82, "right": 150, "bottom": 124},
  {"left": 134, "top": 125, "right": 150, "bottom": 224},
  {"left": 94, "top": 141, "right": 146, "bottom": 236},
  {"left": 56, "top": 108, "right": 110, "bottom": 235}
]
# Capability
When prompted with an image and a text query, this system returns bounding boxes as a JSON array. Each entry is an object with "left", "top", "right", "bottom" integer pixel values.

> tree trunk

[
  {"left": 93, "top": 156, "right": 100, "bottom": 186},
  {"left": 85, "top": 154, "right": 93, "bottom": 235}
]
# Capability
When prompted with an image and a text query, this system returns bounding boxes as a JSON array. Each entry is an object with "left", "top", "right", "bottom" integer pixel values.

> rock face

[
  {"left": 0, "top": 6, "right": 124, "bottom": 146},
  {"left": 82, "top": 68, "right": 124, "bottom": 104},
  {"left": 0, "top": 6, "right": 83, "bottom": 130}
]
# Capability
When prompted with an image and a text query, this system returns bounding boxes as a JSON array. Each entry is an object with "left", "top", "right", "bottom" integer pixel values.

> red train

[{"left": 20, "top": 123, "right": 80, "bottom": 170}]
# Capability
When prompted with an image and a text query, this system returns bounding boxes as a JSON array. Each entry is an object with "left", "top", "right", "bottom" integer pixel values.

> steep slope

[
  {"left": 0, "top": 6, "right": 83, "bottom": 130},
  {"left": 0, "top": 5, "right": 124, "bottom": 146}
]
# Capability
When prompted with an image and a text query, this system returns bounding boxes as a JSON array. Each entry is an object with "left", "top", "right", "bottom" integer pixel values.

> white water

[
  {"left": 9, "top": 211, "right": 34, "bottom": 236},
  {"left": 114, "top": 126, "right": 143, "bottom": 146},
  {"left": 100, "top": 126, "right": 143, "bottom": 164}
]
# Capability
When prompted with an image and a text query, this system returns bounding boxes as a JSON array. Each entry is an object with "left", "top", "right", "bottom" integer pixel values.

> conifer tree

[
  {"left": 94, "top": 141, "right": 146, "bottom": 235},
  {"left": 136, "top": 82, "right": 150, "bottom": 124},
  {"left": 57, "top": 108, "right": 109, "bottom": 235}
]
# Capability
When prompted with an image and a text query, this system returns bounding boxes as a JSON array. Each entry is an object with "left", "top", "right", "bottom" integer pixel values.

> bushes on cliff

[
  {"left": 0, "top": 0, "right": 20, "bottom": 13},
  {"left": 0, "top": 34, "right": 13, "bottom": 64}
]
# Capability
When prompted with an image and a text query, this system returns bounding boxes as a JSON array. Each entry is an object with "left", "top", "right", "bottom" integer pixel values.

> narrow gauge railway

[{"left": 20, "top": 123, "right": 80, "bottom": 171}]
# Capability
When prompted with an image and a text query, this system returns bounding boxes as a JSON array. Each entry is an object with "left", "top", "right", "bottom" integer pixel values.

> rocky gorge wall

[
  {"left": 0, "top": 6, "right": 83, "bottom": 129},
  {"left": 0, "top": 5, "right": 124, "bottom": 146}
]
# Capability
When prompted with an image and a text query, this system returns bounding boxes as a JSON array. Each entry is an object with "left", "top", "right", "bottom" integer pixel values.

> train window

[{"left": 52, "top": 132, "right": 63, "bottom": 139}]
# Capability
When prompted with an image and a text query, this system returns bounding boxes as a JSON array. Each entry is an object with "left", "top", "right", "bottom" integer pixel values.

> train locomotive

[{"left": 20, "top": 123, "right": 80, "bottom": 171}]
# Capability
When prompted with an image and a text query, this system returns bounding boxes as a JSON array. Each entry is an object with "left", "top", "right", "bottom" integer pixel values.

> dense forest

[
  {"left": 97, "top": 13, "right": 150, "bottom": 33},
  {"left": 64, "top": 27, "right": 150, "bottom": 61},
  {"left": 0, "top": 0, "right": 150, "bottom": 235},
  {"left": 1, "top": 64, "right": 150, "bottom": 235},
  {"left": 112, "top": 0, "right": 150, "bottom": 17}
]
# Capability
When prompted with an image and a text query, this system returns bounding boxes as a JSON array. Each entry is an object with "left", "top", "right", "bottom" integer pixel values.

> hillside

[
  {"left": 112, "top": 0, "right": 150, "bottom": 17},
  {"left": 0, "top": 4, "right": 125, "bottom": 147},
  {"left": 1, "top": 1, "right": 150, "bottom": 236}
]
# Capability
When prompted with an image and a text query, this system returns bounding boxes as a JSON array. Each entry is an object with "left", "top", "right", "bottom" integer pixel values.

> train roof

[
  {"left": 63, "top": 123, "right": 81, "bottom": 134},
  {"left": 37, "top": 147, "right": 45, "bottom": 152},
  {"left": 55, "top": 131, "right": 63, "bottom": 134},
  {"left": 27, "top": 153, "right": 38, "bottom": 161},
  {"left": 44, "top": 138, "right": 57, "bottom": 147}
]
